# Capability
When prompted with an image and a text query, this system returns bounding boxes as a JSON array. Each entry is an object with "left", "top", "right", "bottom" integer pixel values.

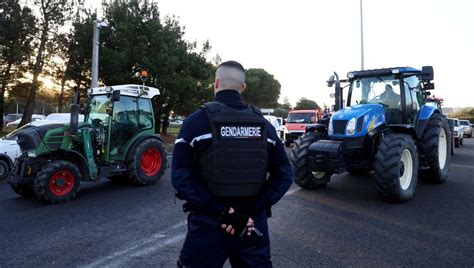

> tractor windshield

[
  {"left": 349, "top": 75, "right": 401, "bottom": 109},
  {"left": 86, "top": 95, "right": 110, "bottom": 124}
]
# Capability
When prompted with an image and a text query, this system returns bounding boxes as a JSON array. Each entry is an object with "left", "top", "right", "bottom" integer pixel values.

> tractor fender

[
  {"left": 416, "top": 105, "right": 440, "bottom": 139},
  {"left": 387, "top": 125, "right": 418, "bottom": 140},
  {"left": 125, "top": 134, "right": 166, "bottom": 162},
  {"left": 305, "top": 123, "right": 328, "bottom": 134},
  {"left": 61, "top": 150, "right": 90, "bottom": 181}
]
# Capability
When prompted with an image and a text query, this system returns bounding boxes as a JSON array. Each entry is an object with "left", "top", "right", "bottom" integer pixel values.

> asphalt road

[{"left": 0, "top": 139, "right": 473, "bottom": 267}]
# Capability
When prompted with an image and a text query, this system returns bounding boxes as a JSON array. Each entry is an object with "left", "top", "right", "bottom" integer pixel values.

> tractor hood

[{"left": 329, "top": 104, "right": 386, "bottom": 138}]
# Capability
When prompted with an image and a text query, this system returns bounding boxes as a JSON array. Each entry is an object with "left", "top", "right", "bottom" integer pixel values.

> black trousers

[{"left": 178, "top": 211, "right": 272, "bottom": 268}]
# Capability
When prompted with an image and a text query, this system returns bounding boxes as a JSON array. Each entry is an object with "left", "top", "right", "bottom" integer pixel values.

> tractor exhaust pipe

[{"left": 70, "top": 87, "right": 79, "bottom": 135}]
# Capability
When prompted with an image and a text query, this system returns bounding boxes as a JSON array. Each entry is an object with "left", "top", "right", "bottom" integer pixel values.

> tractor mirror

[
  {"left": 111, "top": 90, "right": 121, "bottom": 102},
  {"left": 327, "top": 75, "right": 335, "bottom": 87},
  {"left": 422, "top": 66, "right": 434, "bottom": 81}
]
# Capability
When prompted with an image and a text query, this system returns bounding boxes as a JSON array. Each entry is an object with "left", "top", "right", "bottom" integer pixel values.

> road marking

[
  {"left": 82, "top": 220, "right": 187, "bottom": 268},
  {"left": 450, "top": 164, "right": 474, "bottom": 170},
  {"left": 284, "top": 187, "right": 301, "bottom": 196},
  {"left": 84, "top": 187, "right": 300, "bottom": 267}
]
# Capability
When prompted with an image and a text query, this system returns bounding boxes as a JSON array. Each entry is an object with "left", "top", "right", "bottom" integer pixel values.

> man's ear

[
  {"left": 214, "top": 79, "right": 219, "bottom": 90},
  {"left": 240, "top": 83, "right": 246, "bottom": 93}
]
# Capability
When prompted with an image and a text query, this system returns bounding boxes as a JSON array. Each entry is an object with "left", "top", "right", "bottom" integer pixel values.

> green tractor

[{"left": 9, "top": 84, "right": 168, "bottom": 203}]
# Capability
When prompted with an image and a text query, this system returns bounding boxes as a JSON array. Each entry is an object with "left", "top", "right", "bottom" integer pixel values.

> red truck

[{"left": 283, "top": 109, "right": 321, "bottom": 146}]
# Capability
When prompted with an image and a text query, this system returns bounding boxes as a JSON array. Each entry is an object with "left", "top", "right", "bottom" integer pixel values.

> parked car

[
  {"left": 44, "top": 113, "right": 84, "bottom": 122},
  {"left": 263, "top": 115, "right": 281, "bottom": 137},
  {"left": 6, "top": 114, "right": 46, "bottom": 127},
  {"left": 448, "top": 118, "right": 464, "bottom": 147},
  {"left": 3, "top": 113, "right": 22, "bottom": 126},
  {"left": 459, "top": 120, "right": 472, "bottom": 138}
]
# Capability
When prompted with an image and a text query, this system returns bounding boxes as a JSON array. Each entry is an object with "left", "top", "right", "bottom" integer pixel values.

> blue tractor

[{"left": 290, "top": 66, "right": 451, "bottom": 202}]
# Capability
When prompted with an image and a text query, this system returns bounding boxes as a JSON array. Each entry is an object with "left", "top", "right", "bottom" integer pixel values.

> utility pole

[
  {"left": 91, "top": 20, "right": 108, "bottom": 88},
  {"left": 360, "top": 0, "right": 365, "bottom": 70}
]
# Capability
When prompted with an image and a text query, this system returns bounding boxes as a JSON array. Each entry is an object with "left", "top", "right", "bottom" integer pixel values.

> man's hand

[{"left": 219, "top": 207, "right": 254, "bottom": 236}]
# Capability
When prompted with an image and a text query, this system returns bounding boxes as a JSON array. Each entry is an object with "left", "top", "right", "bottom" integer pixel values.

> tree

[
  {"left": 0, "top": 0, "right": 36, "bottom": 131},
  {"left": 242, "top": 68, "right": 281, "bottom": 109},
  {"left": 100, "top": 0, "right": 213, "bottom": 134},
  {"left": 55, "top": 8, "right": 95, "bottom": 112},
  {"left": 19, "top": 0, "right": 74, "bottom": 127},
  {"left": 294, "top": 97, "right": 320, "bottom": 110}
]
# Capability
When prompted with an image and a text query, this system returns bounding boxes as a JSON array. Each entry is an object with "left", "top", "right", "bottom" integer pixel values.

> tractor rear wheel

[
  {"left": 290, "top": 132, "right": 332, "bottom": 189},
  {"left": 10, "top": 183, "right": 36, "bottom": 198},
  {"left": 420, "top": 113, "right": 451, "bottom": 183},
  {"left": 34, "top": 160, "right": 81, "bottom": 204},
  {"left": 374, "top": 134, "right": 418, "bottom": 203},
  {"left": 127, "top": 138, "right": 167, "bottom": 185}
]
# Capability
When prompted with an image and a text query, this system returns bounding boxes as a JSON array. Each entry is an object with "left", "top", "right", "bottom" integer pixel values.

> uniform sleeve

[
  {"left": 171, "top": 113, "right": 225, "bottom": 218},
  {"left": 253, "top": 122, "right": 294, "bottom": 213}
]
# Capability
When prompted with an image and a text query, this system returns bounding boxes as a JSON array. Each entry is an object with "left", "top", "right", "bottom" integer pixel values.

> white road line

[
  {"left": 84, "top": 187, "right": 300, "bottom": 267},
  {"left": 450, "top": 163, "right": 474, "bottom": 170},
  {"left": 284, "top": 187, "right": 301, "bottom": 196},
  {"left": 82, "top": 220, "right": 187, "bottom": 268}
]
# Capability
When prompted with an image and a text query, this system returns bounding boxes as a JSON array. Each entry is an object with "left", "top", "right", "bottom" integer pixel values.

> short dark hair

[{"left": 218, "top": 60, "right": 245, "bottom": 73}]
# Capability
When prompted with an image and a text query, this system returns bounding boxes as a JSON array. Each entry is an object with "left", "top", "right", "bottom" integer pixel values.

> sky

[{"left": 95, "top": 0, "right": 474, "bottom": 108}]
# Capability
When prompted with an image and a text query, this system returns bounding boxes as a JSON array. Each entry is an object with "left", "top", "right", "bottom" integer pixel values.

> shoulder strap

[{"left": 201, "top": 101, "right": 221, "bottom": 113}]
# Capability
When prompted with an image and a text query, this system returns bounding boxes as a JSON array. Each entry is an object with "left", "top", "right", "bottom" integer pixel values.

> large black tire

[
  {"left": 34, "top": 160, "right": 81, "bottom": 204},
  {"left": 0, "top": 159, "right": 9, "bottom": 181},
  {"left": 374, "top": 134, "right": 419, "bottom": 203},
  {"left": 290, "top": 132, "right": 332, "bottom": 189},
  {"left": 284, "top": 141, "right": 291, "bottom": 147},
  {"left": 10, "top": 183, "right": 36, "bottom": 198},
  {"left": 127, "top": 138, "right": 167, "bottom": 185},
  {"left": 420, "top": 113, "right": 451, "bottom": 184}
]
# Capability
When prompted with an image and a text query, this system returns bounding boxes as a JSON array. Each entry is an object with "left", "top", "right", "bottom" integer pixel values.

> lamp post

[{"left": 91, "top": 20, "right": 108, "bottom": 88}]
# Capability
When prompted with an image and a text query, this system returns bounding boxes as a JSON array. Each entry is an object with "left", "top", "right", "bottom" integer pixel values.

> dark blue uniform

[{"left": 172, "top": 90, "right": 293, "bottom": 267}]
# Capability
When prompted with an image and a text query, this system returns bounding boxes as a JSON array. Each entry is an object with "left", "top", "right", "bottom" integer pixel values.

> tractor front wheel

[
  {"left": 290, "top": 132, "right": 332, "bottom": 189},
  {"left": 374, "top": 134, "right": 418, "bottom": 202},
  {"left": 34, "top": 160, "right": 81, "bottom": 204},
  {"left": 127, "top": 139, "right": 167, "bottom": 186}
]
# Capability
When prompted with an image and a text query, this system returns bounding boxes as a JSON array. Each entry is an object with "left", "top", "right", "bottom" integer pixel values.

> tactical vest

[{"left": 199, "top": 101, "right": 268, "bottom": 197}]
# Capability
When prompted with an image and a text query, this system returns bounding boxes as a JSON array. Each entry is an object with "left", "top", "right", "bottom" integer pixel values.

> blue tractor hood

[{"left": 330, "top": 104, "right": 386, "bottom": 138}]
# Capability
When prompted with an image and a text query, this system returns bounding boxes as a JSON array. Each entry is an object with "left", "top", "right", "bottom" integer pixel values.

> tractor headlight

[
  {"left": 328, "top": 117, "right": 334, "bottom": 135},
  {"left": 27, "top": 150, "right": 37, "bottom": 158},
  {"left": 346, "top": 117, "right": 356, "bottom": 135}
]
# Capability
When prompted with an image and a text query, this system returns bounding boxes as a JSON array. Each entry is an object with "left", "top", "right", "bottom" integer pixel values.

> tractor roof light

[
  {"left": 392, "top": 68, "right": 400, "bottom": 74},
  {"left": 347, "top": 72, "right": 355, "bottom": 79}
]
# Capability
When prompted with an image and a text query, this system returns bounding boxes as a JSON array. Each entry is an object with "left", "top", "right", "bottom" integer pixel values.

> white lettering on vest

[{"left": 220, "top": 126, "right": 262, "bottom": 138}]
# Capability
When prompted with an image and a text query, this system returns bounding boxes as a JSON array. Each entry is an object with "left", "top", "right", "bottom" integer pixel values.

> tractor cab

[{"left": 85, "top": 85, "right": 160, "bottom": 161}]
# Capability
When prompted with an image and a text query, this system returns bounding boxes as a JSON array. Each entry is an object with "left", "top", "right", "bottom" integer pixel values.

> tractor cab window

[
  {"left": 86, "top": 95, "right": 111, "bottom": 124},
  {"left": 404, "top": 75, "right": 422, "bottom": 123},
  {"left": 138, "top": 98, "right": 153, "bottom": 130},
  {"left": 350, "top": 75, "right": 402, "bottom": 124},
  {"left": 350, "top": 76, "right": 401, "bottom": 108},
  {"left": 110, "top": 96, "right": 139, "bottom": 156}
]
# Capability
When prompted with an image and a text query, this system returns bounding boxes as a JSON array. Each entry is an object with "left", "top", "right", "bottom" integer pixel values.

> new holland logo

[{"left": 220, "top": 126, "right": 262, "bottom": 138}]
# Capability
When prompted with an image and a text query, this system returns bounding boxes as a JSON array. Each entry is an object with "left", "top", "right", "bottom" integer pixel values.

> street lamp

[{"left": 91, "top": 20, "right": 108, "bottom": 88}]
